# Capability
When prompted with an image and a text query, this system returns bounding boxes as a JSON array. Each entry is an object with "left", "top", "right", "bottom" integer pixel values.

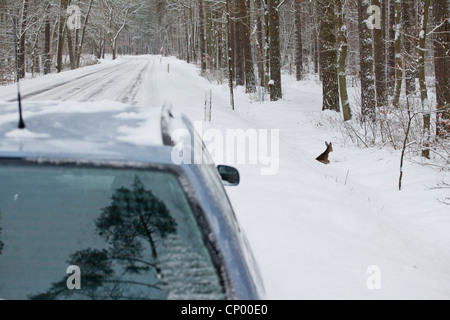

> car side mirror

[{"left": 217, "top": 165, "right": 240, "bottom": 186}]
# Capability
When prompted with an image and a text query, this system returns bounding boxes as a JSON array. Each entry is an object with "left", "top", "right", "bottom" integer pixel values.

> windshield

[{"left": 0, "top": 160, "right": 224, "bottom": 300}]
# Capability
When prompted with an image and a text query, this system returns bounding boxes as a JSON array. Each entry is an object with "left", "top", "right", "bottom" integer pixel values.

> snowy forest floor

[{"left": 1, "top": 55, "right": 449, "bottom": 299}]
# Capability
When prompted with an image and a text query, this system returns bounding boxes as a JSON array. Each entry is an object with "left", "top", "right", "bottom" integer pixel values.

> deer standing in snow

[{"left": 316, "top": 142, "right": 333, "bottom": 165}]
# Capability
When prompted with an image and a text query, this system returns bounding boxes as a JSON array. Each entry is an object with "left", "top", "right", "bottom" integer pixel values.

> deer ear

[{"left": 325, "top": 142, "right": 329, "bottom": 147}]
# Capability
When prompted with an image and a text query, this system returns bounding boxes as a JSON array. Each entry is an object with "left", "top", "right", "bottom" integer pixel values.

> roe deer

[{"left": 316, "top": 142, "right": 333, "bottom": 164}]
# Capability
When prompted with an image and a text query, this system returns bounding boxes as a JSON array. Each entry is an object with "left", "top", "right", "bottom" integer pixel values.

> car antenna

[{"left": 12, "top": 17, "right": 26, "bottom": 130}]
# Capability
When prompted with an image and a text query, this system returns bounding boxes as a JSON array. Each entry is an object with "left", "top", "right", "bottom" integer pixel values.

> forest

[{"left": 0, "top": 0, "right": 449, "bottom": 163}]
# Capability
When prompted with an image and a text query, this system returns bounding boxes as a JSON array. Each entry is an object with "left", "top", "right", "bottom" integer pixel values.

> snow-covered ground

[{"left": 1, "top": 55, "right": 449, "bottom": 299}]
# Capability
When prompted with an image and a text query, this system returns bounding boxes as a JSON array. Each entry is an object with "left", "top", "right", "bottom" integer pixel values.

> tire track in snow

[
  {"left": 6, "top": 63, "right": 127, "bottom": 102},
  {"left": 7, "top": 58, "right": 150, "bottom": 104},
  {"left": 120, "top": 60, "right": 150, "bottom": 104}
]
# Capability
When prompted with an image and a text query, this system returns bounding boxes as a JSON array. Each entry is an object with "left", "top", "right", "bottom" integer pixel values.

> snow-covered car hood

[{"left": 0, "top": 101, "right": 167, "bottom": 159}]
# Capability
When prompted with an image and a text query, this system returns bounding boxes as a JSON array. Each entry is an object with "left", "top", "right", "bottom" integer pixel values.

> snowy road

[{"left": 0, "top": 57, "right": 152, "bottom": 105}]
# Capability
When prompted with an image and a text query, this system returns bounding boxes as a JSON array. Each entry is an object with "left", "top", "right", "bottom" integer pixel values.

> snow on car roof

[{"left": 0, "top": 100, "right": 167, "bottom": 159}]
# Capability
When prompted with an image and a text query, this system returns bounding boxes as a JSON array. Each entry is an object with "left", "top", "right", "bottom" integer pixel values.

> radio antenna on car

[{"left": 12, "top": 17, "right": 26, "bottom": 130}]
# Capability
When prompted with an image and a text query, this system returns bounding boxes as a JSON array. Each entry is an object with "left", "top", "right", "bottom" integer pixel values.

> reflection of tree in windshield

[
  {"left": 30, "top": 176, "right": 177, "bottom": 300},
  {"left": 96, "top": 176, "right": 176, "bottom": 276}
]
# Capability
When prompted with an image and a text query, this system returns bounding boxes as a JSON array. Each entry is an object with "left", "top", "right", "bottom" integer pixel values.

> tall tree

[
  {"left": 401, "top": 0, "right": 416, "bottom": 96},
  {"left": 199, "top": 0, "right": 207, "bottom": 74},
  {"left": 418, "top": 0, "right": 431, "bottom": 158},
  {"left": 236, "top": 0, "right": 255, "bottom": 92},
  {"left": 294, "top": 0, "right": 303, "bottom": 81},
  {"left": 433, "top": 0, "right": 450, "bottom": 134},
  {"left": 336, "top": 0, "right": 352, "bottom": 120},
  {"left": 226, "top": 0, "right": 235, "bottom": 110},
  {"left": 233, "top": 0, "right": 244, "bottom": 86},
  {"left": 359, "top": 0, "right": 377, "bottom": 120},
  {"left": 57, "top": 0, "right": 69, "bottom": 73},
  {"left": 18, "top": 0, "right": 30, "bottom": 79},
  {"left": 43, "top": 3, "right": 51, "bottom": 75},
  {"left": 254, "top": 0, "right": 265, "bottom": 88},
  {"left": 393, "top": 0, "right": 403, "bottom": 108},
  {"left": 263, "top": 0, "right": 270, "bottom": 86},
  {"left": 387, "top": 0, "right": 397, "bottom": 95},
  {"left": 268, "top": 0, "right": 282, "bottom": 101},
  {"left": 312, "top": 1, "right": 319, "bottom": 76},
  {"left": 76, "top": 0, "right": 94, "bottom": 68},
  {"left": 66, "top": 24, "right": 76, "bottom": 69},
  {"left": 373, "top": 0, "right": 388, "bottom": 107},
  {"left": 318, "top": 0, "right": 339, "bottom": 112}
]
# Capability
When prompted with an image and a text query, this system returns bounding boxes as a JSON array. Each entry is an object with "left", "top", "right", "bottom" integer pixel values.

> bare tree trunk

[
  {"left": 66, "top": 29, "right": 76, "bottom": 69},
  {"left": 393, "top": 0, "right": 403, "bottom": 108},
  {"left": 314, "top": 27, "right": 319, "bottom": 75},
  {"left": 112, "top": 38, "right": 117, "bottom": 60},
  {"left": 44, "top": 5, "right": 51, "bottom": 75},
  {"left": 399, "top": 98, "right": 414, "bottom": 191},
  {"left": 102, "top": 33, "right": 106, "bottom": 59},
  {"left": 76, "top": 0, "right": 94, "bottom": 68},
  {"left": 57, "top": 0, "right": 69, "bottom": 73},
  {"left": 255, "top": 0, "right": 265, "bottom": 88},
  {"left": 236, "top": 0, "right": 256, "bottom": 92},
  {"left": 18, "top": 0, "right": 29, "bottom": 79},
  {"left": 418, "top": 0, "right": 431, "bottom": 158},
  {"left": 318, "top": 0, "right": 339, "bottom": 112},
  {"left": 240, "top": 0, "right": 256, "bottom": 93},
  {"left": 264, "top": 0, "right": 270, "bottom": 86},
  {"left": 295, "top": 0, "right": 303, "bottom": 81},
  {"left": 387, "top": 0, "right": 397, "bottom": 95},
  {"left": 215, "top": 10, "right": 222, "bottom": 71},
  {"left": 226, "top": 0, "right": 235, "bottom": 110},
  {"left": 336, "top": 0, "right": 352, "bottom": 120},
  {"left": 402, "top": 0, "right": 416, "bottom": 96},
  {"left": 359, "top": 0, "right": 376, "bottom": 121},
  {"left": 233, "top": 0, "right": 244, "bottom": 86},
  {"left": 268, "top": 0, "right": 282, "bottom": 101},
  {"left": 433, "top": 0, "right": 450, "bottom": 135},
  {"left": 190, "top": 5, "right": 196, "bottom": 62},
  {"left": 199, "top": 0, "right": 207, "bottom": 74},
  {"left": 184, "top": 10, "right": 190, "bottom": 64},
  {"left": 310, "top": 1, "right": 319, "bottom": 75},
  {"left": 373, "top": 0, "right": 388, "bottom": 108}
]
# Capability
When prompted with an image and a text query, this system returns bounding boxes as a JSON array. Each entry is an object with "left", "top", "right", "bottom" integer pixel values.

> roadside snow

[
  {"left": 1, "top": 55, "right": 449, "bottom": 300},
  {"left": 150, "top": 56, "right": 450, "bottom": 300}
]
